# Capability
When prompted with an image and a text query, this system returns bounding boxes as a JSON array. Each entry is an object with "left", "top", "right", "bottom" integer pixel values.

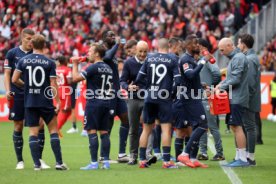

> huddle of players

[{"left": 4, "top": 27, "right": 217, "bottom": 170}]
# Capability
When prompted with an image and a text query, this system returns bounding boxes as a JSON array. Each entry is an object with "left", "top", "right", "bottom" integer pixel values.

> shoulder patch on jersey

[{"left": 183, "top": 63, "right": 189, "bottom": 70}]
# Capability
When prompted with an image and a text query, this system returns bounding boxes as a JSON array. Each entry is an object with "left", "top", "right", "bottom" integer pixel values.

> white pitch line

[{"left": 208, "top": 137, "right": 243, "bottom": 184}]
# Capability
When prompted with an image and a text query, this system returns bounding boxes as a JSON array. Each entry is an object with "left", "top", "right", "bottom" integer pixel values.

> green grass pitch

[{"left": 0, "top": 120, "right": 276, "bottom": 184}]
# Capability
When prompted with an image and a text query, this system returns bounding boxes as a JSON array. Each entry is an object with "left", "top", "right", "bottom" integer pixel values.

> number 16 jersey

[{"left": 16, "top": 53, "right": 57, "bottom": 108}]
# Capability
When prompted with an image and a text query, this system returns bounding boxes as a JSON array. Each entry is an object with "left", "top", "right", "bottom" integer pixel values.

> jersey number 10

[{"left": 26, "top": 66, "right": 45, "bottom": 87}]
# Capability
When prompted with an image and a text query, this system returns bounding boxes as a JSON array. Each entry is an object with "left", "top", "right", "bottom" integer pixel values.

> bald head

[
  {"left": 137, "top": 41, "right": 148, "bottom": 50},
  {"left": 158, "top": 38, "right": 169, "bottom": 52},
  {"left": 218, "top": 37, "right": 235, "bottom": 56},
  {"left": 136, "top": 41, "right": 149, "bottom": 61}
]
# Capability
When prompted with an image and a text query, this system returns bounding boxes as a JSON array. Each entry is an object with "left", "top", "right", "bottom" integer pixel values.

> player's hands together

[{"left": 128, "top": 84, "right": 139, "bottom": 92}]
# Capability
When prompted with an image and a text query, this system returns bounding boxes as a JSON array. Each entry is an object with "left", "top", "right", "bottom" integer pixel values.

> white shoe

[
  {"left": 34, "top": 165, "right": 42, "bottom": 171},
  {"left": 66, "top": 127, "right": 79, "bottom": 134},
  {"left": 40, "top": 159, "right": 51, "bottom": 169},
  {"left": 81, "top": 130, "right": 88, "bottom": 137},
  {"left": 56, "top": 163, "right": 69, "bottom": 170},
  {"left": 16, "top": 161, "right": 24, "bottom": 170},
  {"left": 175, "top": 162, "right": 187, "bottom": 167}
]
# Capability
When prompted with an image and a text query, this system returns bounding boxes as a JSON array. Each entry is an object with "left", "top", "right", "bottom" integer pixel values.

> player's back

[
  {"left": 81, "top": 61, "right": 113, "bottom": 106},
  {"left": 16, "top": 53, "right": 56, "bottom": 108},
  {"left": 140, "top": 52, "right": 180, "bottom": 103}
]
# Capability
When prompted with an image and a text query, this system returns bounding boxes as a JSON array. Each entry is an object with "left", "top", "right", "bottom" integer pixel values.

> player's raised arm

[{"left": 72, "top": 57, "right": 85, "bottom": 83}]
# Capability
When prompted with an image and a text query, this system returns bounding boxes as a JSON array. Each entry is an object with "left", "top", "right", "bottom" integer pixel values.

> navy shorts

[
  {"left": 9, "top": 98, "right": 24, "bottom": 121},
  {"left": 110, "top": 97, "right": 128, "bottom": 116},
  {"left": 84, "top": 104, "right": 111, "bottom": 131},
  {"left": 25, "top": 107, "right": 56, "bottom": 127},
  {"left": 227, "top": 104, "right": 245, "bottom": 126},
  {"left": 181, "top": 100, "right": 207, "bottom": 129},
  {"left": 172, "top": 103, "right": 190, "bottom": 129},
  {"left": 143, "top": 102, "right": 173, "bottom": 124}
]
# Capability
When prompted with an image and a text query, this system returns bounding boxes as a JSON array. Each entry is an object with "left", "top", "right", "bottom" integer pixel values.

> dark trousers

[{"left": 255, "top": 112, "right": 263, "bottom": 143}]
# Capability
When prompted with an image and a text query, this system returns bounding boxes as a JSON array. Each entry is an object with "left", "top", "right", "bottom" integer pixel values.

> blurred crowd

[
  {"left": 259, "top": 36, "right": 276, "bottom": 72},
  {"left": 0, "top": 0, "right": 270, "bottom": 62}
]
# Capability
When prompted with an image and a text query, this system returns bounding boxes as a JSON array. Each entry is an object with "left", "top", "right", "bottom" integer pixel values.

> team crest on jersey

[
  {"left": 183, "top": 63, "right": 189, "bottom": 70},
  {"left": 4, "top": 59, "right": 8, "bottom": 66},
  {"left": 10, "top": 113, "right": 15, "bottom": 118}
]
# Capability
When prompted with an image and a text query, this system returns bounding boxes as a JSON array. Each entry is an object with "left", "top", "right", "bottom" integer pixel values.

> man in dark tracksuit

[{"left": 237, "top": 34, "right": 261, "bottom": 166}]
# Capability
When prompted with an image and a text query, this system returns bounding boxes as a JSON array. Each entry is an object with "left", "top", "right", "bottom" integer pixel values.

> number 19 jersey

[
  {"left": 16, "top": 53, "right": 57, "bottom": 108},
  {"left": 138, "top": 53, "right": 181, "bottom": 103}
]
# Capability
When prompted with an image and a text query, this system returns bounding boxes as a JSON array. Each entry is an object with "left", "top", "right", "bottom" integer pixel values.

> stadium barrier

[{"left": 0, "top": 73, "right": 274, "bottom": 122}]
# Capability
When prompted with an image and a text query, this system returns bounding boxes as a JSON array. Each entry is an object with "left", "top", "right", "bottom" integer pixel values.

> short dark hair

[
  {"left": 169, "top": 37, "right": 182, "bottom": 45},
  {"left": 125, "top": 39, "right": 137, "bottom": 49},
  {"left": 91, "top": 43, "right": 106, "bottom": 58},
  {"left": 31, "top": 34, "right": 45, "bottom": 50},
  {"left": 185, "top": 34, "right": 198, "bottom": 45},
  {"left": 56, "top": 56, "right": 67, "bottom": 65},
  {"left": 198, "top": 38, "right": 211, "bottom": 52},
  {"left": 22, "top": 28, "right": 35, "bottom": 36},
  {"left": 239, "top": 33, "right": 254, "bottom": 49}
]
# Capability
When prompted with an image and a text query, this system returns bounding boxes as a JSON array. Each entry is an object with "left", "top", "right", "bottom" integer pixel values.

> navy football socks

[
  {"left": 119, "top": 123, "right": 129, "bottom": 154},
  {"left": 38, "top": 129, "right": 45, "bottom": 159},
  {"left": 50, "top": 133, "right": 63, "bottom": 165},
  {"left": 139, "top": 147, "right": 147, "bottom": 161},
  {"left": 100, "top": 134, "right": 110, "bottom": 161},
  {"left": 13, "top": 131, "right": 23, "bottom": 162},
  {"left": 185, "top": 127, "right": 205, "bottom": 157},
  {"left": 89, "top": 133, "right": 98, "bottom": 162},
  {"left": 163, "top": 146, "right": 171, "bottom": 162},
  {"left": 175, "top": 138, "right": 184, "bottom": 161},
  {"left": 29, "top": 136, "right": 40, "bottom": 166},
  {"left": 153, "top": 125, "right": 161, "bottom": 153}
]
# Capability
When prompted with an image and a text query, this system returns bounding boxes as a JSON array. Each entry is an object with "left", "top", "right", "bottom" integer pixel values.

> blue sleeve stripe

[
  {"left": 15, "top": 69, "right": 22, "bottom": 72},
  {"left": 174, "top": 74, "right": 181, "bottom": 77}
]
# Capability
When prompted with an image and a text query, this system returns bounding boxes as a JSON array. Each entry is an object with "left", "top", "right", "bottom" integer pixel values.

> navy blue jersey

[
  {"left": 16, "top": 54, "right": 56, "bottom": 108},
  {"left": 4, "top": 47, "right": 32, "bottom": 98},
  {"left": 81, "top": 61, "right": 113, "bottom": 106},
  {"left": 178, "top": 53, "right": 204, "bottom": 101},
  {"left": 103, "top": 44, "right": 120, "bottom": 91},
  {"left": 136, "top": 53, "right": 181, "bottom": 103}
]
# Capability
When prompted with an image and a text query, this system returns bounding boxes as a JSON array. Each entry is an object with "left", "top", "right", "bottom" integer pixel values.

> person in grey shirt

[
  {"left": 197, "top": 39, "right": 225, "bottom": 161},
  {"left": 237, "top": 34, "right": 261, "bottom": 166},
  {"left": 215, "top": 38, "right": 249, "bottom": 167}
]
